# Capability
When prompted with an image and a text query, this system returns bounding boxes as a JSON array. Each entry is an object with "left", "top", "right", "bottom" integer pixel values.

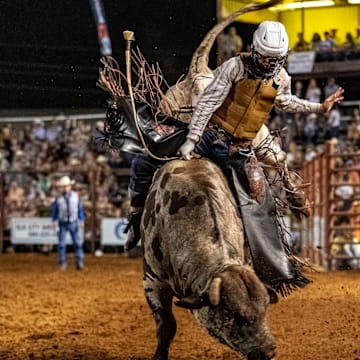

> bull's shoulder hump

[{"left": 156, "top": 159, "right": 231, "bottom": 197}]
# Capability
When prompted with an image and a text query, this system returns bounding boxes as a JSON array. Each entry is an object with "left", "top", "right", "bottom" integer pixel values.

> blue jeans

[
  {"left": 194, "top": 129, "right": 229, "bottom": 163},
  {"left": 58, "top": 221, "right": 84, "bottom": 268}
]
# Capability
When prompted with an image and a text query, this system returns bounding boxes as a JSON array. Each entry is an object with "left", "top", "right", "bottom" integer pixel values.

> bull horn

[{"left": 209, "top": 277, "right": 222, "bottom": 306}]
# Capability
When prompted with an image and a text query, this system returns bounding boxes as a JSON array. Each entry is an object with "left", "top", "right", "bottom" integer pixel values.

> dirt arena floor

[{"left": 0, "top": 253, "right": 359, "bottom": 360}]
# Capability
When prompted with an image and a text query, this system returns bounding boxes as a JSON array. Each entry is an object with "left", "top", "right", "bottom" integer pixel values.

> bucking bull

[
  {"left": 143, "top": 158, "right": 277, "bottom": 360},
  {"left": 97, "top": 0, "right": 307, "bottom": 359}
]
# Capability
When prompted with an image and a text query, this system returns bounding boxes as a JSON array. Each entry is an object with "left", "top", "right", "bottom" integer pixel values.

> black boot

[{"left": 124, "top": 209, "right": 143, "bottom": 251}]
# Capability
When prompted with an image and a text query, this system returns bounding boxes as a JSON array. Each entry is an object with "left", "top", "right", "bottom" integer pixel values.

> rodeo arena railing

[
  {"left": 301, "top": 140, "right": 360, "bottom": 270},
  {"left": 1, "top": 134, "right": 360, "bottom": 271}
]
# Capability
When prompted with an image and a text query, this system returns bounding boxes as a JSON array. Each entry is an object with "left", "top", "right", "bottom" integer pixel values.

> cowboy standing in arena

[
  {"left": 52, "top": 176, "right": 85, "bottom": 270},
  {"left": 125, "top": 21, "right": 344, "bottom": 252}
]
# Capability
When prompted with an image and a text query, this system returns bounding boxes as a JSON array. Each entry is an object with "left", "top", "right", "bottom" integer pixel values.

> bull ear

[
  {"left": 175, "top": 294, "right": 208, "bottom": 309},
  {"left": 266, "top": 286, "right": 278, "bottom": 304}
]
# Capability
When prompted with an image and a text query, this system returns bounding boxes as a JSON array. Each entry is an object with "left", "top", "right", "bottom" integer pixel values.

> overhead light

[
  {"left": 270, "top": 0, "right": 335, "bottom": 10},
  {"left": 348, "top": 0, "right": 360, "bottom": 3}
]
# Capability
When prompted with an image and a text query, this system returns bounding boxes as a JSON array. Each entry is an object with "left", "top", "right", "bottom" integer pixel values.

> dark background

[
  {"left": 1, "top": 1, "right": 357, "bottom": 110},
  {"left": 0, "top": 0, "right": 223, "bottom": 109}
]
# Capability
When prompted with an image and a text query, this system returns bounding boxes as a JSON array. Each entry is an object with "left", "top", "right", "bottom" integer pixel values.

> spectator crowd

[
  {"left": 1, "top": 76, "right": 360, "bottom": 265},
  {"left": 0, "top": 115, "right": 131, "bottom": 248},
  {"left": 293, "top": 28, "right": 360, "bottom": 61}
]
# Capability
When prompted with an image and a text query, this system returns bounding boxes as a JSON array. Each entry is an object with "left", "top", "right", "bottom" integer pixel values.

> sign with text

[
  {"left": 287, "top": 51, "right": 316, "bottom": 74},
  {"left": 101, "top": 218, "right": 129, "bottom": 246},
  {"left": 11, "top": 218, "right": 84, "bottom": 245}
]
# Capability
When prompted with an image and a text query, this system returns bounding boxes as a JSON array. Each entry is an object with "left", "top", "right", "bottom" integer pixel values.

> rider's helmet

[{"left": 251, "top": 21, "right": 289, "bottom": 79}]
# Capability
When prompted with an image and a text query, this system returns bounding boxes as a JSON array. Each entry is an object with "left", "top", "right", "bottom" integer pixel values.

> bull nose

[{"left": 247, "top": 345, "right": 276, "bottom": 360}]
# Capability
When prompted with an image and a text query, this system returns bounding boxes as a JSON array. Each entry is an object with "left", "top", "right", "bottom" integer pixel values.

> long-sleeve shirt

[
  {"left": 51, "top": 191, "right": 85, "bottom": 223},
  {"left": 188, "top": 55, "right": 323, "bottom": 139}
]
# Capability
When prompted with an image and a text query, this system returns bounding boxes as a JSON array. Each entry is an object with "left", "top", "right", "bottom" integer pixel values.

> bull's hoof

[
  {"left": 125, "top": 230, "right": 140, "bottom": 252},
  {"left": 127, "top": 246, "right": 143, "bottom": 259}
]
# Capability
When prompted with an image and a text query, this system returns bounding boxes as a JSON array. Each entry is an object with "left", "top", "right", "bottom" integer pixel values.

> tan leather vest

[{"left": 211, "top": 77, "right": 277, "bottom": 140}]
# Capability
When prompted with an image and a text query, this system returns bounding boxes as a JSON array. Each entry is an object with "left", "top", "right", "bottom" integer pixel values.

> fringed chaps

[{"left": 224, "top": 156, "right": 310, "bottom": 296}]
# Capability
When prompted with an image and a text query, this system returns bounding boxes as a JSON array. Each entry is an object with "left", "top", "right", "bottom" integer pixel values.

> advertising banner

[
  {"left": 287, "top": 51, "right": 316, "bottom": 74},
  {"left": 101, "top": 218, "right": 129, "bottom": 246},
  {"left": 11, "top": 218, "right": 84, "bottom": 245}
]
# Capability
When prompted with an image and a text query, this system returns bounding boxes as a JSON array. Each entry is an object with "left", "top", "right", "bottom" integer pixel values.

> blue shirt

[{"left": 52, "top": 191, "right": 85, "bottom": 223}]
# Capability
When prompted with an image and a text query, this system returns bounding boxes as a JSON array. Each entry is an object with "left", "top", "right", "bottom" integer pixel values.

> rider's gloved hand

[{"left": 178, "top": 134, "right": 200, "bottom": 160}]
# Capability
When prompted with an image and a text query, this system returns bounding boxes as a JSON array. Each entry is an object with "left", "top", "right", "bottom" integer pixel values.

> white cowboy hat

[{"left": 56, "top": 176, "right": 75, "bottom": 187}]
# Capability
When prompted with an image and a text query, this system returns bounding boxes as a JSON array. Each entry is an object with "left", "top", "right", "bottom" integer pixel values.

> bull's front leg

[{"left": 143, "top": 272, "right": 176, "bottom": 360}]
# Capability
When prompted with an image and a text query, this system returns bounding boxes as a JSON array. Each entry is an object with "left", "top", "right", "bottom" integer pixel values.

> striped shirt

[
  {"left": 52, "top": 191, "right": 85, "bottom": 223},
  {"left": 188, "top": 55, "right": 322, "bottom": 139}
]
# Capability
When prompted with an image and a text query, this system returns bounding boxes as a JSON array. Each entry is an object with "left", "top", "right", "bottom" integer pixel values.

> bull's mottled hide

[{"left": 142, "top": 159, "right": 276, "bottom": 360}]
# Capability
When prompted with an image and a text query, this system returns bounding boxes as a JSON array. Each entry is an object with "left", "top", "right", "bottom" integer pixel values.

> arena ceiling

[
  {"left": 1, "top": 0, "right": 359, "bottom": 109},
  {"left": 0, "top": 0, "right": 216, "bottom": 109}
]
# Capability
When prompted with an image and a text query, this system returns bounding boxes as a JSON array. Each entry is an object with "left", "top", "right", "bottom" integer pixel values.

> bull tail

[{"left": 189, "top": 0, "right": 282, "bottom": 75}]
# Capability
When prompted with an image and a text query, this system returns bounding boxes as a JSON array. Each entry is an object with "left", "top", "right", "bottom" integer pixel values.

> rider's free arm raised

[{"left": 274, "top": 69, "right": 344, "bottom": 114}]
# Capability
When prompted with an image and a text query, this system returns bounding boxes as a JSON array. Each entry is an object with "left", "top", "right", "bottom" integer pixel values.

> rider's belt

[
  {"left": 211, "top": 77, "right": 277, "bottom": 140},
  {"left": 228, "top": 139, "right": 252, "bottom": 156}
]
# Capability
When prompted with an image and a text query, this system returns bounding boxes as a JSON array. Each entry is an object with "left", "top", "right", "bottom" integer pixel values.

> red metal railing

[{"left": 301, "top": 140, "right": 360, "bottom": 270}]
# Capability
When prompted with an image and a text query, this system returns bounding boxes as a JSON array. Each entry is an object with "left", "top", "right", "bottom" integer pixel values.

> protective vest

[{"left": 211, "top": 77, "right": 277, "bottom": 140}]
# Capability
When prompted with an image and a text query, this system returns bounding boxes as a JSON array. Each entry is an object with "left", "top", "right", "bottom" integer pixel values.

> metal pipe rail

[{"left": 301, "top": 140, "right": 360, "bottom": 270}]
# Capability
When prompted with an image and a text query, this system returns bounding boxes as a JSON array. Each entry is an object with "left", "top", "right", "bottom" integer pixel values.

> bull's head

[{"left": 176, "top": 265, "right": 277, "bottom": 360}]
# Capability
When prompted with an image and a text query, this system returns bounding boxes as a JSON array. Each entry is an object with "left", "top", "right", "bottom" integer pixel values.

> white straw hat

[{"left": 56, "top": 176, "right": 75, "bottom": 187}]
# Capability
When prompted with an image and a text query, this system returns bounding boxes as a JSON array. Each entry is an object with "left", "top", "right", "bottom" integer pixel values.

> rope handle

[{"left": 123, "top": 30, "right": 179, "bottom": 161}]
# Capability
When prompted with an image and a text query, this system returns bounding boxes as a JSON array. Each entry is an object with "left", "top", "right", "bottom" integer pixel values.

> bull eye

[{"left": 233, "top": 312, "right": 246, "bottom": 324}]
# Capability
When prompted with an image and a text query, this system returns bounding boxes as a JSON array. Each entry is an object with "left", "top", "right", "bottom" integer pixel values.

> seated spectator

[
  {"left": 331, "top": 223, "right": 354, "bottom": 270},
  {"left": 32, "top": 118, "right": 47, "bottom": 143},
  {"left": 12, "top": 149, "right": 31, "bottom": 171},
  {"left": 323, "top": 77, "right": 340, "bottom": 99},
  {"left": 346, "top": 109, "right": 360, "bottom": 147},
  {"left": 305, "top": 78, "right": 321, "bottom": 103},
  {"left": 327, "top": 105, "right": 341, "bottom": 139},
  {"left": 355, "top": 28, "right": 360, "bottom": 49},
  {"left": 313, "top": 116, "right": 330, "bottom": 145},
  {"left": 1, "top": 124, "right": 13, "bottom": 164},
  {"left": 318, "top": 31, "right": 336, "bottom": 61},
  {"left": 304, "top": 113, "right": 318, "bottom": 145},
  {"left": 304, "top": 145, "right": 317, "bottom": 162},
  {"left": 37, "top": 172, "right": 52, "bottom": 197},
  {"left": 217, "top": 26, "right": 243, "bottom": 65},
  {"left": 0, "top": 151, "right": 10, "bottom": 172},
  {"left": 46, "top": 119, "right": 61, "bottom": 144},
  {"left": 341, "top": 32, "right": 357, "bottom": 60},
  {"left": 329, "top": 28, "right": 340, "bottom": 47},
  {"left": 310, "top": 32, "right": 322, "bottom": 51},
  {"left": 293, "top": 80, "right": 304, "bottom": 98},
  {"left": 6, "top": 180, "right": 25, "bottom": 210},
  {"left": 342, "top": 32, "right": 356, "bottom": 51},
  {"left": 334, "top": 172, "right": 354, "bottom": 224},
  {"left": 293, "top": 32, "right": 310, "bottom": 52}
]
